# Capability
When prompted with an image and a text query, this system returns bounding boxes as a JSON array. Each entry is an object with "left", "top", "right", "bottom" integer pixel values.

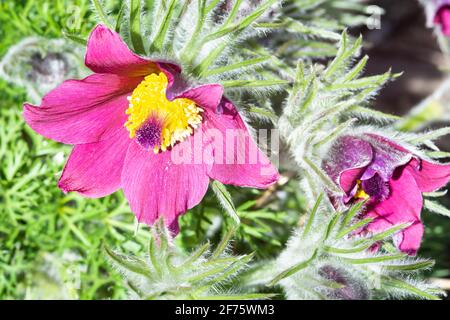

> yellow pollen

[
  {"left": 124, "top": 72, "right": 203, "bottom": 153},
  {"left": 354, "top": 180, "right": 370, "bottom": 200}
]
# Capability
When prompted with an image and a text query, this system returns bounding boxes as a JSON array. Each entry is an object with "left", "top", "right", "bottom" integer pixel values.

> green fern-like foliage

[
  {"left": 105, "top": 221, "right": 275, "bottom": 300},
  {"left": 86, "top": 0, "right": 287, "bottom": 90},
  {"left": 277, "top": 32, "right": 396, "bottom": 200},
  {"left": 0, "top": 107, "right": 152, "bottom": 299},
  {"left": 248, "top": 196, "right": 445, "bottom": 300}
]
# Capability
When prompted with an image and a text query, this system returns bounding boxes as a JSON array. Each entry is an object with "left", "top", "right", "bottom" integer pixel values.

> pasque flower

[
  {"left": 323, "top": 133, "right": 450, "bottom": 255},
  {"left": 424, "top": 0, "right": 450, "bottom": 36},
  {"left": 23, "top": 25, "right": 279, "bottom": 232}
]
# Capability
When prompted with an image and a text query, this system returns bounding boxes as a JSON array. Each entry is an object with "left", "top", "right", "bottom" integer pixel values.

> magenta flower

[
  {"left": 435, "top": 2, "right": 450, "bottom": 36},
  {"left": 426, "top": 0, "right": 450, "bottom": 36},
  {"left": 323, "top": 134, "right": 450, "bottom": 255},
  {"left": 23, "top": 25, "right": 279, "bottom": 232}
]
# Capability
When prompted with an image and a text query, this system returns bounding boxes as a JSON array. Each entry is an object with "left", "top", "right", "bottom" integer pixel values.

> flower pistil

[{"left": 354, "top": 180, "right": 370, "bottom": 200}]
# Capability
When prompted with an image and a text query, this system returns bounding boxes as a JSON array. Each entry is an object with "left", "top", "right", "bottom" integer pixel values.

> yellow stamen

[
  {"left": 124, "top": 72, "right": 203, "bottom": 153},
  {"left": 354, "top": 180, "right": 370, "bottom": 200}
]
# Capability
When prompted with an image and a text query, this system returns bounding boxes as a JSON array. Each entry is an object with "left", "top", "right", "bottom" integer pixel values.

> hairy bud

[{"left": 318, "top": 265, "right": 370, "bottom": 300}]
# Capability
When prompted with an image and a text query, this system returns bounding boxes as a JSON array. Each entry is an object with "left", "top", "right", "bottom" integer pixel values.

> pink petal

[
  {"left": 121, "top": 139, "right": 210, "bottom": 233},
  {"left": 58, "top": 128, "right": 130, "bottom": 198},
  {"left": 406, "top": 158, "right": 450, "bottom": 193},
  {"left": 159, "top": 66, "right": 223, "bottom": 105},
  {"left": 365, "top": 168, "right": 424, "bottom": 255},
  {"left": 85, "top": 24, "right": 157, "bottom": 76},
  {"left": 434, "top": 5, "right": 450, "bottom": 36},
  {"left": 23, "top": 73, "right": 141, "bottom": 145},
  {"left": 157, "top": 63, "right": 184, "bottom": 94},
  {"left": 340, "top": 167, "right": 368, "bottom": 195},
  {"left": 175, "top": 84, "right": 224, "bottom": 111},
  {"left": 394, "top": 222, "right": 424, "bottom": 256},
  {"left": 202, "top": 98, "right": 279, "bottom": 188}
]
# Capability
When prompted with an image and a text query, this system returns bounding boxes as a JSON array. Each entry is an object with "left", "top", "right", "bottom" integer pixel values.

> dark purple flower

[{"left": 323, "top": 133, "right": 450, "bottom": 255}]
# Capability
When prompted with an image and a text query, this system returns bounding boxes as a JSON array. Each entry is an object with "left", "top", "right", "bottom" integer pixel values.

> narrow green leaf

[
  {"left": 341, "top": 55, "right": 369, "bottom": 82},
  {"left": 267, "top": 249, "right": 318, "bottom": 286},
  {"left": 92, "top": 0, "right": 113, "bottom": 29},
  {"left": 270, "top": 18, "right": 341, "bottom": 41},
  {"left": 287, "top": 60, "right": 306, "bottom": 109},
  {"left": 409, "top": 127, "right": 450, "bottom": 144},
  {"left": 149, "top": 0, "right": 177, "bottom": 52},
  {"left": 424, "top": 199, "right": 450, "bottom": 218},
  {"left": 324, "top": 33, "right": 362, "bottom": 79},
  {"left": 198, "top": 253, "right": 254, "bottom": 288},
  {"left": 211, "top": 226, "right": 236, "bottom": 260},
  {"left": 192, "top": 40, "right": 228, "bottom": 76},
  {"left": 384, "top": 260, "right": 434, "bottom": 271},
  {"left": 62, "top": 31, "right": 87, "bottom": 45},
  {"left": 324, "top": 212, "right": 341, "bottom": 240},
  {"left": 191, "top": 0, "right": 277, "bottom": 74},
  {"left": 61, "top": 216, "right": 91, "bottom": 247},
  {"left": 350, "top": 106, "right": 401, "bottom": 121},
  {"left": 328, "top": 72, "right": 391, "bottom": 91},
  {"left": 127, "top": 280, "right": 145, "bottom": 298},
  {"left": 205, "top": 0, "right": 222, "bottom": 14},
  {"left": 426, "top": 151, "right": 450, "bottom": 159},
  {"left": 149, "top": 236, "right": 163, "bottom": 276},
  {"left": 189, "top": 254, "right": 250, "bottom": 283},
  {"left": 381, "top": 276, "right": 441, "bottom": 300},
  {"left": 104, "top": 245, "right": 152, "bottom": 278},
  {"left": 248, "top": 106, "right": 279, "bottom": 122},
  {"left": 180, "top": 0, "right": 207, "bottom": 63},
  {"left": 335, "top": 217, "right": 374, "bottom": 239},
  {"left": 222, "top": 79, "right": 290, "bottom": 89},
  {"left": 203, "top": 0, "right": 277, "bottom": 43},
  {"left": 314, "top": 118, "right": 356, "bottom": 148},
  {"left": 202, "top": 56, "right": 271, "bottom": 77},
  {"left": 211, "top": 180, "right": 240, "bottom": 225},
  {"left": 154, "top": 218, "right": 170, "bottom": 252},
  {"left": 423, "top": 190, "right": 448, "bottom": 198},
  {"left": 368, "top": 223, "right": 411, "bottom": 242},
  {"left": 325, "top": 244, "right": 372, "bottom": 254},
  {"left": 343, "top": 253, "right": 407, "bottom": 265},
  {"left": 220, "top": 0, "right": 243, "bottom": 27},
  {"left": 303, "top": 156, "right": 342, "bottom": 193},
  {"left": 298, "top": 75, "right": 317, "bottom": 113},
  {"left": 302, "top": 193, "right": 324, "bottom": 238},
  {"left": 115, "top": 1, "right": 126, "bottom": 33},
  {"left": 179, "top": 242, "right": 210, "bottom": 269},
  {"left": 307, "top": 100, "right": 357, "bottom": 133},
  {"left": 129, "top": 0, "right": 145, "bottom": 54}
]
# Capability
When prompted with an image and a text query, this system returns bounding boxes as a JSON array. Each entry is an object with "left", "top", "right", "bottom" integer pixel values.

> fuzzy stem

[
  {"left": 149, "top": 0, "right": 177, "bottom": 53},
  {"left": 180, "top": 0, "right": 207, "bottom": 64}
]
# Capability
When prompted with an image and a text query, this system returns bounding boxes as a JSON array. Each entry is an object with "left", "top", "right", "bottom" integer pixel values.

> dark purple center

[
  {"left": 361, "top": 174, "right": 390, "bottom": 201},
  {"left": 136, "top": 121, "right": 162, "bottom": 150}
]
